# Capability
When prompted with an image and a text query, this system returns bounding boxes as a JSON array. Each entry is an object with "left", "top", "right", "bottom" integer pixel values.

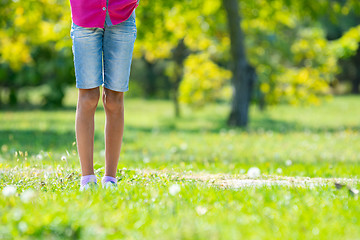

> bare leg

[
  {"left": 75, "top": 87, "right": 100, "bottom": 176},
  {"left": 102, "top": 87, "right": 125, "bottom": 178}
]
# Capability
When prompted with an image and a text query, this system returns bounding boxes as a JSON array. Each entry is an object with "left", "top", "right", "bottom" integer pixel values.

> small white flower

[
  {"left": 285, "top": 160, "right": 292, "bottom": 166},
  {"left": 143, "top": 156, "right": 150, "bottom": 163},
  {"left": 100, "top": 150, "right": 105, "bottom": 157},
  {"left": 276, "top": 168, "right": 283, "bottom": 174},
  {"left": 36, "top": 154, "right": 43, "bottom": 160},
  {"left": 18, "top": 221, "right": 28, "bottom": 232},
  {"left": 61, "top": 156, "right": 67, "bottom": 161},
  {"left": 180, "top": 143, "right": 188, "bottom": 151},
  {"left": 20, "top": 189, "right": 36, "bottom": 203},
  {"left": 196, "top": 206, "right": 207, "bottom": 215},
  {"left": 1, "top": 144, "right": 8, "bottom": 152},
  {"left": 247, "top": 167, "right": 261, "bottom": 178},
  {"left": 3, "top": 185, "right": 17, "bottom": 197},
  {"left": 12, "top": 208, "right": 23, "bottom": 221},
  {"left": 170, "top": 146, "right": 177, "bottom": 153},
  {"left": 169, "top": 184, "right": 181, "bottom": 196}
]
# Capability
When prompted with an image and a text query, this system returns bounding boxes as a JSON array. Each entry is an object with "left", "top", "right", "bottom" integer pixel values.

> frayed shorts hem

[
  {"left": 76, "top": 82, "right": 103, "bottom": 89},
  {"left": 103, "top": 84, "right": 129, "bottom": 93}
]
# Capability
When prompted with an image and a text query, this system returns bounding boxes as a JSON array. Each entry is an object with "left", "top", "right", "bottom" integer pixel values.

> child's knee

[
  {"left": 102, "top": 89, "right": 124, "bottom": 113},
  {"left": 78, "top": 88, "right": 100, "bottom": 110}
]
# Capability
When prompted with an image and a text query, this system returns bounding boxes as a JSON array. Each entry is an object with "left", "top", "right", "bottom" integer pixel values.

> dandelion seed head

[
  {"left": 169, "top": 184, "right": 181, "bottom": 196},
  {"left": 247, "top": 167, "right": 261, "bottom": 178},
  {"left": 20, "top": 189, "right": 36, "bottom": 203},
  {"left": 143, "top": 156, "right": 150, "bottom": 163},
  {"left": 3, "top": 185, "right": 17, "bottom": 197},
  {"left": 18, "top": 221, "right": 28, "bottom": 232},
  {"left": 196, "top": 206, "right": 207, "bottom": 215},
  {"left": 285, "top": 160, "right": 292, "bottom": 166},
  {"left": 180, "top": 143, "right": 188, "bottom": 151}
]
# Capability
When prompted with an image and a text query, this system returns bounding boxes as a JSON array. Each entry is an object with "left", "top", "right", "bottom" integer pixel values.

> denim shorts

[{"left": 70, "top": 10, "right": 137, "bottom": 92}]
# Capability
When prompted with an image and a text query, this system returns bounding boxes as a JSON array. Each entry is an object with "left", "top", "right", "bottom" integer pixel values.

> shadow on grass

[
  {"left": 0, "top": 130, "right": 77, "bottom": 153},
  {"left": 0, "top": 104, "right": 105, "bottom": 112},
  {"left": 126, "top": 114, "right": 360, "bottom": 134},
  {"left": 1, "top": 110, "right": 358, "bottom": 156},
  {"left": 250, "top": 117, "right": 360, "bottom": 133}
]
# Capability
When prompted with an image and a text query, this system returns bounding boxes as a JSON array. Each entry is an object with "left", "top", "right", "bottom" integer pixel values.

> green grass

[{"left": 1, "top": 89, "right": 360, "bottom": 239}]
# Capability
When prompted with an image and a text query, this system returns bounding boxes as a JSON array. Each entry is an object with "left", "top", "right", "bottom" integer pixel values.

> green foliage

[
  {"left": 179, "top": 53, "right": 232, "bottom": 107},
  {"left": 0, "top": 0, "right": 72, "bottom": 106},
  {"left": 134, "top": 0, "right": 231, "bottom": 112},
  {"left": 136, "top": 0, "right": 360, "bottom": 109},
  {"left": 1, "top": 0, "right": 360, "bottom": 108},
  {"left": 241, "top": 0, "right": 360, "bottom": 106}
]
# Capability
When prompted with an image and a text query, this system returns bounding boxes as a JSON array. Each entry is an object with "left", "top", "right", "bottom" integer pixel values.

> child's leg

[
  {"left": 102, "top": 88, "right": 124, "bottom": 178},
  {"left": 70, "top": 21, "right": 104, "bottom": 179},
  {"left": 100, "top": 9, "right": 136, "bottom": 178},
  {"left": 76, "top": 87, "right": 100, "bottom": 176}
]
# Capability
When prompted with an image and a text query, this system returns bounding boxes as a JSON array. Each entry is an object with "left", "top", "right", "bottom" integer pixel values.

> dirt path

[{"left": 140, "top": 169, "right": 359, "bottom": 189}]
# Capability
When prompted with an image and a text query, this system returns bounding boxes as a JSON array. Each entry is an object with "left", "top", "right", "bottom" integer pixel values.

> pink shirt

[{"left": 70, "top": 0, "right": 139, "bottom": 28}]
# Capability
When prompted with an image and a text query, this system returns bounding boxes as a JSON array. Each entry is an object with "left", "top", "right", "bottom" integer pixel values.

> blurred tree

[
  {"left": 240, "top": 0, "right": 360, "bottom": 107},
  {"left": 319, "top": 1, "right": 360, "bottom": 94},
  {"left": 222, "top": 0, "right": 255, "bottom": 126},
  {"left": 135, "top": 0, "right": 360, "bottom": 125},
  {"left": 179, "top": 53, "right": 232, "bottom": 108},
  {"left": 141, "top": 55, "right": 158, "bottom": 98},
  {"left": 0, "top": 0, "right": 73, "bottom": 107},
  {"left": 0, "top": 0, "right": 359, "bottom": 126},
  {"left": 134, "top": 0, "right": 232, "bottom": 117}
]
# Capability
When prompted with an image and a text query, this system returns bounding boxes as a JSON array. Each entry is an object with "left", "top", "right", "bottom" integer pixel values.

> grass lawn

[{"left": 0, "top": 89, "right": 359, "bottom": 239}]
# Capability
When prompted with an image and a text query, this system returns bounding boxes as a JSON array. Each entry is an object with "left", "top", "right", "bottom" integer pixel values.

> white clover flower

[
  {"left": 1, "top": 144, "right": 8, "bottom": 152},
  {"left": 20, "top": 189, "right": 36, "bottom": 203},
  {"left": 247, "top": 167, "right": 261, "bottom": 178},
  {"left": 18, "top": 221, "right": 28, "bottom": 232},
  {"left": 285, "top": 160, "right": 292, "bottom": 166},
  {"left": 143, "top": 156, "right": 150, "bottom": 163},
  {"left": 276, "top": 168, "right": 283, "bottom": 174},
  {"left": 3, "top": 185, "right": 17, "bottom": 197},
  {"left": 12, "top": 208, "right": 23, "bottom": 221},
  {"left": 100, "top": 150, "right": 105, "bottom": 157},
  {"left": 170, "top": 146, "right": 178, "bottom": 153},
  {"left": 180, "top": 143, "right": 188, "bottom": 151},
  {"left": 36, "top": 154, "right": 43, "bottom": 160},
  {"left": 169, "top": 184, "right": 181, "bottom": 196},
  {"left": 196, "top": 206, "right": 207, "bottom": 215}
]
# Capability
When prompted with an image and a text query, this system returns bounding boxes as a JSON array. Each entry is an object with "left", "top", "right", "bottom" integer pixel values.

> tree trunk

[
  {"left": 9, "top": 87, "right": 18, "bottom": 106},
  {"left": 223, "top": 0, "right": 255, "bottom": 127},
  {"left": 171, "top": 38, "right": 190, "bottom": 118},
  {"left": 351, "top": 47, "right": 360, "bottom": 94},
  {"left": 142, "top": 55, "right": 157, "bottom": 98}
]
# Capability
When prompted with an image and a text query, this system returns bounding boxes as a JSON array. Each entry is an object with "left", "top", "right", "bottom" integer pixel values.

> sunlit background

[{"left": 1, "top": 0, "right": 360, "bottom": 239}]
